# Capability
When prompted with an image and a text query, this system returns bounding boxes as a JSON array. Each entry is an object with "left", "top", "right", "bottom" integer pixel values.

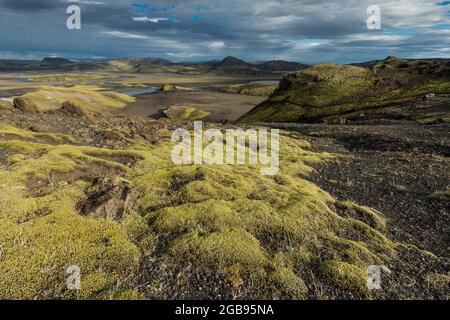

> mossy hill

[{"left": 239, "top": 57, "right": 450, "bottom": 123}]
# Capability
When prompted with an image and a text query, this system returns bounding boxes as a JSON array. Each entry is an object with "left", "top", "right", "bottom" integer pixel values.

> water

[
  {"left": 15, "top": 77, "right": 31, "bottom": 83},
  {"left": 119, "top": 87, "right": 157, "bottom": 96},
  {"left": 0, "top": 88, "right": 32, "bottom": 98},
  {"left": 247, "top": 80, "right": 280, "bottom": 85}
]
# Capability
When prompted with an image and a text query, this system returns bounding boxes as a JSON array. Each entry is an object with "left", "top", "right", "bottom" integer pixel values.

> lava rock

[{"left": 77, "top": 177, "right": 138, "bottom": 220}]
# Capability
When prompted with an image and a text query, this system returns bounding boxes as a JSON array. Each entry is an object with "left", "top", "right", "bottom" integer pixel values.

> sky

[{"left": 0, "top": 0, "right": 448, "bottom": 63}]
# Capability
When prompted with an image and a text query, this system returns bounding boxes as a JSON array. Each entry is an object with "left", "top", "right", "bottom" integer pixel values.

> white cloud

[
  {"left": 132, "top": 17, "right": 169, "bottom": 23},
  {"left": 286, "top": 39, "right": 330, "bottom": 49},
  {"left": 100, "top": 31, "right": 149, "bottom": 40},
  {"left": 208, "top": 41, "right": 226, "bottom": 49},
  {"left": 167, "top": 52, "right": 206, "bottom": 58},
  {"left": 342, "top": 34, "right": 411, "bottom": 42},
  {"left": 65, "top": 0, "right": 105, "bottom": 5}
]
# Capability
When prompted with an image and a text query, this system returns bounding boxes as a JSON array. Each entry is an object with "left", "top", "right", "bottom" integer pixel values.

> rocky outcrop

[
  {"left": 12, "top": 97, "right": 39, "bottom": 113},
  {"left": 77, "top": 177, "right": 138, "bottom": 221},
  {"left": 60, "top": 101, "right": 88, "bottom": 117}
]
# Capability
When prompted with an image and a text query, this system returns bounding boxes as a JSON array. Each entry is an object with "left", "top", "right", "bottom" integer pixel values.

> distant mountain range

[
  {"left": 1, "top": 55, "right": 448, "bottom": 78},
  {"left": 0, "top": 56, "right": 309, "bottom": 75}
]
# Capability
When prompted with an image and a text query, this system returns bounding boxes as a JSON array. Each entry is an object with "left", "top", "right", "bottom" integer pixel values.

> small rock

[{"left": 425, "top": 93, "right": 435, "bottom": 100}]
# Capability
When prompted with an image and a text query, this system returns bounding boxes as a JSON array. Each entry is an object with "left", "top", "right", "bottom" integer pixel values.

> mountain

[
  {"left": 0, "top": 57, "right": 107, "bottom": 72},
  {"left": 214, "top": 56, "right": 251, "bottom": 68},
  {"left": 255, "top": 60, "right": 308, "bottom": 71},
  {"left": 239, "top": 56, "right": 450, "bottom": 123},
  {"left": 201, "top": 56, "right": 307, "bottom": 76},
  {"left": 40, "top": 57, "right": 73, "bottom": 65},
  {"left": 120, "top": 56, "right": 175, "bottom": 66},
  {"left": 351, "top": 57, "right": 450, "bottom": 68},
  {"left": 0, "top": 55, "right": 307, "bottom": 74},
  {"left": 0, "top": 59, "right": 39, "bottom": 71}
]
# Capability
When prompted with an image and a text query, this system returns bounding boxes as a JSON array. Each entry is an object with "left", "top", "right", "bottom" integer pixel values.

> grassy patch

[
  {"left": 163, "top": 105, "right": 211, "bottom": 121},
  {"left": 429, "top": 189, "right": 450, "bottom": 201},
  {"left": 160, "top": 84, "right": 193, "bottom": 92},
  {"left": 19, "top": 85, "right": 135, "bottom": 112},
  {"left": 0, "top": 124, "right": 77, "bottom": 144},
  {"left": 218, "top": 83, "right": 277, "bottom": 97}
]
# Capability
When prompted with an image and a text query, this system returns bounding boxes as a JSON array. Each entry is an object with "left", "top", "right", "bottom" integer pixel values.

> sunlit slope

[
  {"left": 0, "top": 120, "right": 444, "bottom": 299},
  {"left": 19, "top": 85, "right": 135, "bottom": 112},
  {"left": 240, "top": 58, "right": 450, "bottom": 123}
]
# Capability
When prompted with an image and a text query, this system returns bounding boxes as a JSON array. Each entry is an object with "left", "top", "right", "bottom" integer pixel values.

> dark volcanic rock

[
  {"left": 41, "top": 57, "right": 73, "bottom": 65},
  {"left": 77, "top": 177, "right": 138, "bottom": 220},
  {"left": 216, "top": 56, "right": 250, "bottom": 68}
]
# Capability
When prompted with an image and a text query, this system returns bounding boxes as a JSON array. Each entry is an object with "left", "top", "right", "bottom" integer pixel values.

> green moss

[
  {"left": 0, "top": 193, "right": 140, "bottom": 299},
  {"left": 167, "top": 229, "right": 268, "bottom": 275},
  {"left": 163, "top": 105, "right": 211, "bottom": 121},
  {"left": 128, "top": 131, "right": 400, "bottom": 298},
  {"left": 239, "top": 63, "right": 450, "bottom": 123},
  {"left": 0, "top": 125, "right": 77, "bottom": 144},
  {"left": 319, "top": 260, "right": 369, "bottom": 296},
  {"left": 418, "top": 114, "right": 450, "bottom": 125},
  {"left": 278, "top": 64, "right": 375, "bottom": 107},
  {"left": 0, "top": 123, "right": 428, "bottom": 299},
  {"left": 160, "top": 84, "right": 193, "bottom": 92},
  {"left": 425, "top": 273, "right": 450, "bottom": 293},
  {"left": 0, "top": 126, "right": 146, "bottom": 299},
  {"left": 19, "top": 85, "right": 135, "bottom": 112},
  {"left": 104, "top": 290, "right": 147, "bottom": 300},
  {"left": 271, "top": 266, "right": 308, "bottom": 299},
  {"left": 218, "top": 83, "right": 277, "bottom": 97},
  {"left": 428, "top": 189, "right": 450, "bottom": 201},
  {"left": 0, "top": 134, "right": 139, "bottom": 187},
  {"left": 336, "top": 201, "right": 386, "bottom": 230},
  {"left": 0, "top": 100, "right": 12, "bottom": 110}
]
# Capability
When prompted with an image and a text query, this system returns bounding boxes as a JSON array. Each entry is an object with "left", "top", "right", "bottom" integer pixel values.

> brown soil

[{"left": 117, "top": 90, "right": 265, "bottom": 121}]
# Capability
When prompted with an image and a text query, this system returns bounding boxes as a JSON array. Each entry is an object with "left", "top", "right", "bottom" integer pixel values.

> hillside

[
  {"left": 204, "top": 56, "right": 307, "bottom": 76},
  {"left": 0, "top": 103, "right": 448, "bottom": 299},
  {"left": 239, "top": 57, "right": 450, "bottom": 123}
]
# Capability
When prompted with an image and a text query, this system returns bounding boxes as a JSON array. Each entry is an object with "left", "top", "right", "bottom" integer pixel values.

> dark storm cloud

[{"left": 0, "top": 0, "right": 448, "bottom": 62}]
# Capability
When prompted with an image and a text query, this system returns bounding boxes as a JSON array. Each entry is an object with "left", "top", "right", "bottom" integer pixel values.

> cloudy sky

[{"left": 0, "top": 0, "right": 448, "bottom": 63}]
